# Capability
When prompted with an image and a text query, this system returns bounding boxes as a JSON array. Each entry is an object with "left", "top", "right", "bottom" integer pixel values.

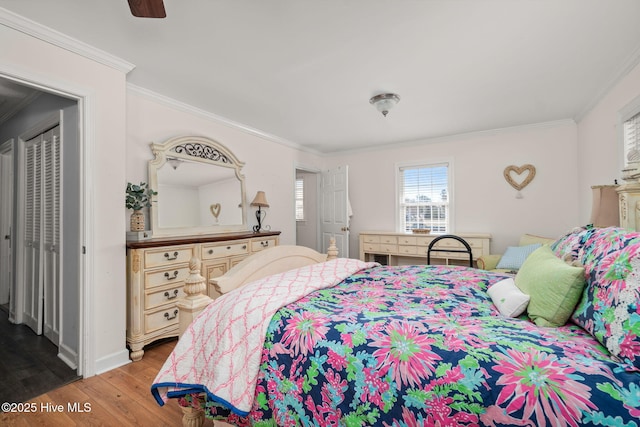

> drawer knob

[
  {"left": 227, "top": 246, "right": 231, "bottom": 250},
  {"left": 164, "top": 270, "right": 179, "bottom": 280},
  {"left": 164, "top": 309, "right": 178, "bottom": 321},
  {"left": 260, "top": 241, "right": 269, "bottom": 247},
  {"left": 242, "top": 245, "right": 247, "bottom": 249},
  {"left": 164, "top": 289, "right": 179, "bottom": 300},
  {"left": 164, "top": 251, "right": 178, "bottom": 261},
  {"left": 208, "top": 249, "right": 214, "bottom": 254}
]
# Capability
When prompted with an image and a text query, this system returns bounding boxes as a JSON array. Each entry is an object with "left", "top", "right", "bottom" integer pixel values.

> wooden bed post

[
  {"left": 326, "top": 237, "right": 338, "bottom": 260},
  {"left": 177, "top": 257, "right": 212, "bottom": 338}
]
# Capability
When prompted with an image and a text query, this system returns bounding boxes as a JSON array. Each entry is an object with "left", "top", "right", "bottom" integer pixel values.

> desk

[{"left": 359, "top": 231, "right": 491, "bottom": 266}]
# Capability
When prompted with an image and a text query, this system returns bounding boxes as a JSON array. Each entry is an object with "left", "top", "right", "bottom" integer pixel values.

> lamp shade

[
  {"left": 590, "top": 185, "right": 619, "bottom": 228},
  {"left": 369, "top": 93, "right": 400, "bottom": 117},
  {"left": 250, "top": 191, "right": 269, "bottom": 208}
]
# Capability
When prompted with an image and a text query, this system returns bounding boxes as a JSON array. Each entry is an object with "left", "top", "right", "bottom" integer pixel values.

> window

[
  {"left": 623, "top": 110, "right": 640, "bottom": 167},
  {"left": 295, "top": 178, "right": 304, "bottom": 221},
  {"left": 398, "top": 162, "right": 451, "bottom": 234}
]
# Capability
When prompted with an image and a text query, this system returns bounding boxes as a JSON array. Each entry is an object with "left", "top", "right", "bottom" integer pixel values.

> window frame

[
  {"left": 619, "top": 95, "right": 640, "bottom": 173},
  {"left": 395, "top": 158, "right": 454, "bottom": 234}
]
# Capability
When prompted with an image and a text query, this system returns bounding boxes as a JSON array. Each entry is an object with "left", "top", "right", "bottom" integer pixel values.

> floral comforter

[{"left": 178, "top": 265, "right": 640, "bottom": 426}]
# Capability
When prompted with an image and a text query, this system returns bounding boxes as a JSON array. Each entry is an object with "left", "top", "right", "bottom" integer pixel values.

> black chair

[{"left": 427, "top": 234, "right": 473, "bottom": 267}]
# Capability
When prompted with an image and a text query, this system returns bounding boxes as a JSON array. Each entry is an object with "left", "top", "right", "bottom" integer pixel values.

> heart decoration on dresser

[
  {"left": 210, "top": 203, "right": 221, "bottom": 220},
  {"left": 504, "top": 164, "right": 536, "bottom": 198}
]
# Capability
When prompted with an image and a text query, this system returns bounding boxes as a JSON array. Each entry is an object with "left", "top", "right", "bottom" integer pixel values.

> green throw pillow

[{"left": 515, "top": 245, "right": 586, "bottom": 327}]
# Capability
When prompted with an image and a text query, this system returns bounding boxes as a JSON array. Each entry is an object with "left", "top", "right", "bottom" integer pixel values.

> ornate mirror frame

[{"left": 148, "top": 135, "right": 248, "bottom": 237}]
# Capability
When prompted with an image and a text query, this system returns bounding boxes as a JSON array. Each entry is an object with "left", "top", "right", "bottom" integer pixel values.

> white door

[
  {"left": 0, "top": 140, "right": 13, "bottom": 310},
  {"left": 22, "top": 125, "right": 62, "bottom": 340},
  {"left": 23, "top": 134, "right": 44, "bottom": 335},
  {"left": 321, "top": 165, "right": 350, "bottom": 258},
  {"left": 42, "top": 127, "right": 61, "bottom": 344}
]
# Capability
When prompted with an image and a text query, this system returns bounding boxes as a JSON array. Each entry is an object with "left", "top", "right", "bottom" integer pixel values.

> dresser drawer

[
  {"left": 202, "top": 240, "right": 249, "bottom": 260},
  {"left": 145, "top": 306, "right": 179, "bottom": 334},
  {"left": 362, "top": 235, "right": 380, "bottom": 244},
  {"left": 145, "top": 284, "right": 186, "bottom": 310},
  {"left": 145, "top": 266, "right": 190, "bottom": 289},
  {"left": 144, "top": 246, "right": 194, "bottom": 269},
  {"left": 251, "top": 238, "right": 277, "bottom": 252}
]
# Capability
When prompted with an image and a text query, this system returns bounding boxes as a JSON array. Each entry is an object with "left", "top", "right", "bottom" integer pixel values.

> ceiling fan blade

[{"left": 128, "top": 0, "right": 166, "bottom": 18}]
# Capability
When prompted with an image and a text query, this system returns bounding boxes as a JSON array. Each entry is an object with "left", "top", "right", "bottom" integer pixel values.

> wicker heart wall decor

[
  {"left": 210, "top": 203, "right": 221, "bottom": 221},
  {"left": 504, "top": 164, "right": 536, "bottom": 198}
]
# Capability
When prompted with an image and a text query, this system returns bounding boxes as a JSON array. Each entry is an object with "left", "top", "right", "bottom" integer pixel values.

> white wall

[
  {"left": 1, "top": 24, "right": 130, "bottom": 375},
  {"left": 577, "top": 60, "right": 640, "bottom": 222},
  {"left": 126, "top": 88, "right": 324, "bottom": 244},
  {"left": 325, "top": 121, "right": 580, "bottom": 257}
]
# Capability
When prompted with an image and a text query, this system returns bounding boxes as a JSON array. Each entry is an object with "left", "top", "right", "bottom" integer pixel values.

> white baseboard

[
  {"left": 94, "top": 348, "right": 131, "bottom": 375},
  {"left": 58, "top": 342, "right": 78, "bottom": 370}
]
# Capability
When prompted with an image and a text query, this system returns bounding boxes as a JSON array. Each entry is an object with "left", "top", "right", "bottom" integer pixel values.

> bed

[{"left": 152, "top": 228, "right": 640, "bottom": 426}]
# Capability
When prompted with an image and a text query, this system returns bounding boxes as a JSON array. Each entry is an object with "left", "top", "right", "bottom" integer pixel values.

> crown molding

[
  {"left": 326, "top": 119, "right": 577, "bottom": 156},
  {"left": 575, "top": 42, "right": 640, "bottom": 122},
  {"left": 0, "top": 7, "right": 135, "bottom": 74},
  {"left": 127, "top": 83, "right": 322, "bottom": 155}
]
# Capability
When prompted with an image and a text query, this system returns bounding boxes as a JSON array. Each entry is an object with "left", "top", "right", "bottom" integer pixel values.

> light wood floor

[{"left": 0, "top": 339, "right": 195, "bottom": 426}]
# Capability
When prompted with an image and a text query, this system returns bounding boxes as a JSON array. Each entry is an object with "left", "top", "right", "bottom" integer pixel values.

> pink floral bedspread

[{"left": 151, "top": 258, "right": 376, "bottom": 414}]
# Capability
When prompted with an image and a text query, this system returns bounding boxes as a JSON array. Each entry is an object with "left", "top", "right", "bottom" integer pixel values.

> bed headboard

[{"left": 212, "top": 245, "right": 332, "bottom": 294}]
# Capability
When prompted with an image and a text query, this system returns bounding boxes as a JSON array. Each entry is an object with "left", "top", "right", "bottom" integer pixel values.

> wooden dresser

[
  {"left": 125, "top": 231, "right": 280, "bottom": 361},
  {"left": 359, "top": 231, "right": 490, "bottom": 266}
]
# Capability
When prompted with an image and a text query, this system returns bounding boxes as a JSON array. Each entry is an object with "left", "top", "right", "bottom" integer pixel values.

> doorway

[
  {"left": 295, "top": 168, "right": 320, "bottom": 252},
  {"left": 0, "top": 77, "right": 83, "bottom": 393},
  {"left": 0, "top": 139, "right": 13, "bottom": 312}
]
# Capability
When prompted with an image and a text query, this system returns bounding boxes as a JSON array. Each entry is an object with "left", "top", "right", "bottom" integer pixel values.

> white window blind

[
  {"left": 399, "top": 163, "right": 449, "bottom": 233},
  {"left": 295, "top": 178, "right": 304, "bottom": 221},
  {"left": 624, "top": 111, "right": 640, "bottom": 165}
]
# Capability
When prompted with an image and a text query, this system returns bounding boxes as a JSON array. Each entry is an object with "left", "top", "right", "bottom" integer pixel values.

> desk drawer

[
  {"left": 416, "top": 236, "right": 483, "bottom": 249},
  {"left": 362, "top": 235, "right": 380, "bottom": 244},
  {"left": 144, "top": 246, "right": 194, "bottom": 269},
  {"left": 398, "top": 236, "right": 417, "bottom": 245},
  {"left": 145, "top": 306, "right": 179, "bottom": 334},
  {"left": 398, "top": 245, "right": 418, "bottom": 255},
  {"left": 145, "top": 284, "right": 186, "bottom": 310},
  {"left": 145, "top": 266, "right": 190, "bottom": 289},
  {"left": 363, "top": 243, "right": 380, "bottom": 252},
  {"left": 380, "top": 244, "right": 397, "bottom": 253},
  {"left": 202, "top": 240, "right": 250, "bottom": 259}
]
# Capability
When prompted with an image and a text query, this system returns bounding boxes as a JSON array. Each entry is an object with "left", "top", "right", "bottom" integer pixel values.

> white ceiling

[{"left": 2, "top": 1, "right": 640, "bottom": 153}]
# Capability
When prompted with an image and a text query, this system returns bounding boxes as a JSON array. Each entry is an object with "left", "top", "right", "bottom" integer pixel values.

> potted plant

[{"left": 126, "top": 182, "right": 157, "bottom": 231}]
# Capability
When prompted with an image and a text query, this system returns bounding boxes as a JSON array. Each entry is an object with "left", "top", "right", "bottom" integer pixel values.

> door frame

[
  {"left": 0, "top": 139, "right": 14, "bottom": 313},
  {"left": 0, "top": 68, "right": 95, "bottom": 377}
]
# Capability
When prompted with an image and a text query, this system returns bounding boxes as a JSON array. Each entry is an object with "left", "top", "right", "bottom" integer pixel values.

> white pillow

[{"left": 487, "top": 277, "right": 530, "bottom": 317}]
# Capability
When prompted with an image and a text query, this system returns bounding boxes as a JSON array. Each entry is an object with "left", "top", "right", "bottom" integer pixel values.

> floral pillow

[
  {"left": 550, "top": 225, "right": 597, "bottom": 262},
  {"left": 571, "top": 239, "right": 640, "bottom": 371}
]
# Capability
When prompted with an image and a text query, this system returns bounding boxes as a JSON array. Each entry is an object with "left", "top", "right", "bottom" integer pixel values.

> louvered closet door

[
  {"left": 22, "top": 124, "right": 61, "bottom": 339},
  {"left": 23, "top": 134, "right": 43, "bottom": 335},
  {"left": 42, "top": 126, "right": 61, "bottom": 343}
]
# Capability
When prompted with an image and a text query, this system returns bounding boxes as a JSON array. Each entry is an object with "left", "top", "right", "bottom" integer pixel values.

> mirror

[{"left": 148, "top": 135, "right": 248, "bottom": 236}]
